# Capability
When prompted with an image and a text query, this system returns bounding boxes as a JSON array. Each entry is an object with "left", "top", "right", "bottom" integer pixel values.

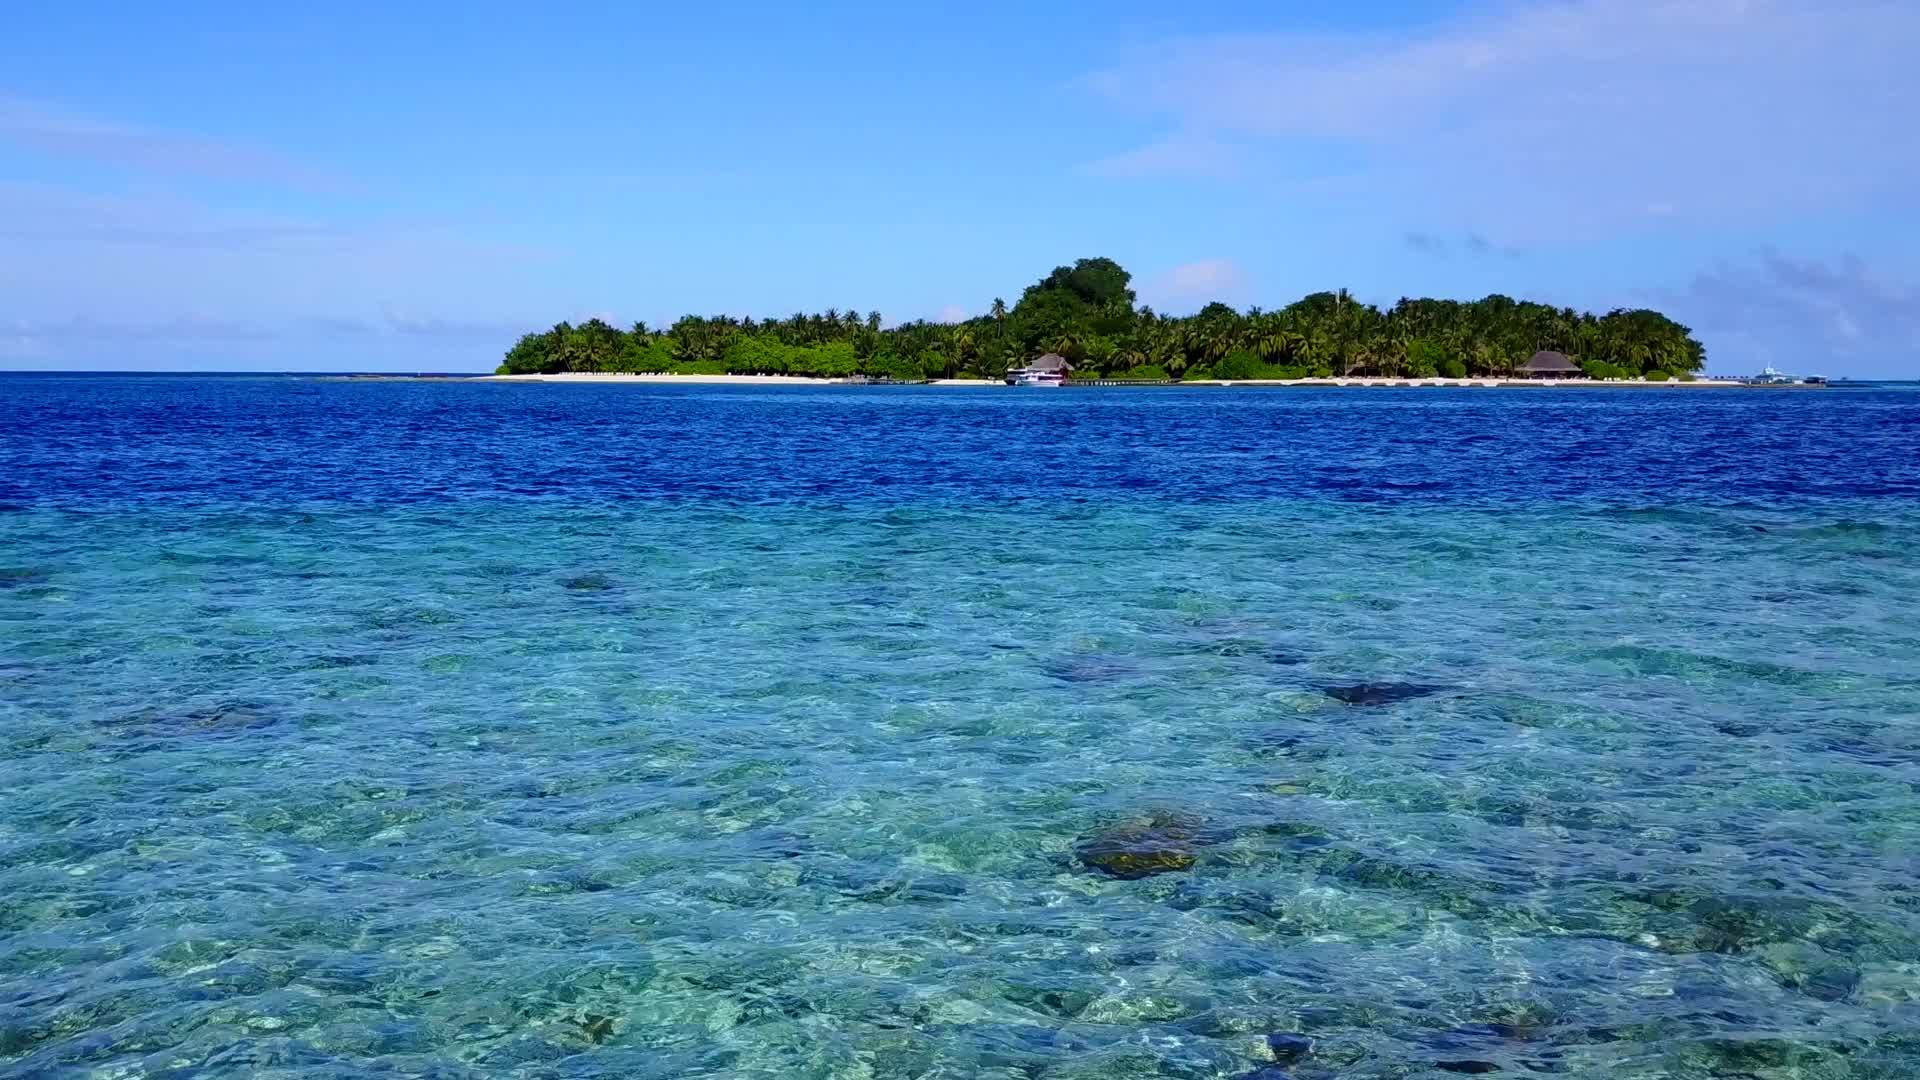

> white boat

[
  {"left": 1005, "top": 352, "right": 1071, "bottom": 386},
  {"left": 1006, "top": 368, "right": 1066, "bottom": 387},
  {"left": 1748, "top": 365, "right": 1826, "bottom": 386}
]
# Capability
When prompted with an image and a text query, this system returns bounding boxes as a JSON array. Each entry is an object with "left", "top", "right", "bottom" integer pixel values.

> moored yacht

[
  {"left": 1005, "top": 352, "right": 1071, "bottom": 386},
  {"left": 1748, "top": 365, "right": 1826, "bottom": 386}
]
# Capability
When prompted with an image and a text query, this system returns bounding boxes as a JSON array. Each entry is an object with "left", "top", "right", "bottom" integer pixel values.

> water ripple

[{"left": 2, "top": 379, "right": 1919, "bottom": 1076}]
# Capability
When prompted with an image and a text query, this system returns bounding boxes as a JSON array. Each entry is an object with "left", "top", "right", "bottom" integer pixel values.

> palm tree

[
  {"left": 1253, "top": 324, "right": 1295, "bottom": 362},
  {"left": 946, "top": 326, "right": 976, "bottom": 373},
  {"left": 1299, "top": 329, "right": 1336, "bottom": 376},
  {"left": 1084, "top": 336, "right": 1117, "bottom": 373},
  {"left": 1203, "top": 319, "right": 1241, "bottom": 365},
  {"left": 1627, "top": 339, "right": 1654, "bottom": 375},
  {"left": 1380, "top": 325, "right": 1411, "bottom": 376},
  {"left": 1348, "top": 339, "right": 1377, "bottom": 377}
]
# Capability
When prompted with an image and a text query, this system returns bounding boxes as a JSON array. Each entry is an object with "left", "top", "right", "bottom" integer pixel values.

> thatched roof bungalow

[
  {"left": 1518, "top": 350, "right": 1583, "bottom": 379},
  {"left": 1004, "top": 352, "right": 1073, "bottom": 385}
]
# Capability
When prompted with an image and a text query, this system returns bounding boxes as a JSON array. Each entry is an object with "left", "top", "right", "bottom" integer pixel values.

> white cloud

[
  {"left": 937, "top": 304, "right": 969, "bottom": 323},
  {"left": 0, "top": 183, "right": 548, "bottom": 308},
  {"left": 1143, "top": 259, "right": 1247, "bottom": 309},
  {"left": 0, "top": 315, "right": 267, "bottom": 360},
  {"left": 0, "top": 182, "right": 350, "bottom": 252},
  {"left": 1404, "top": 230, "right": 1520, "bottom": 258},
  {"left": 1087, "top": 0, "right": 1920, "bottom": 236},
  {"left": 0, "top": 312, "right": 520, "bottom": 348},
  {"left": 0, "top": 182, "right": 554, "bottom": 369},
  {"left": 0, "top": 95, "right": 341, "bottom": 190},
  {"left": 1645, "top": 250, "right": 1920, "bottom": 376},
  {"left": 1082, "top": 132, "right": 1243, "bottom": 179}
]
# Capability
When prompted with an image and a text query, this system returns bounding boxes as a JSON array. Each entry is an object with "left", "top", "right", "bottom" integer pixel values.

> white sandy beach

[
  {"left": 481, "top": 372, "right": 1757, "bottom": 388},
  {"left": 483, "top": 372, "right": 860, "bottom": 384},
  {"left": 484, "top": 372, "right": 999, "bottom": 386},
  {"left": 1201, "top": 376, "right": 1746, "bottom": 388}
]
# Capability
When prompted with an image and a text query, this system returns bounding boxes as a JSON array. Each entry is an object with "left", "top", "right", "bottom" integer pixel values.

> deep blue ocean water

[{"left": 3, "top": 375, "right": 1919, "bottom": 1078}]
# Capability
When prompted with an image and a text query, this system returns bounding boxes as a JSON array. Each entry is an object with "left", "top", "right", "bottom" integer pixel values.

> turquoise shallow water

[{"left": 3, "top": 378, "right": 1920, "bottom": 1078}]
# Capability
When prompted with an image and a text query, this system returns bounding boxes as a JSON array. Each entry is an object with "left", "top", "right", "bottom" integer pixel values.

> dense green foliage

[{"left": 498, "top": 258, "right": 1706, "bottom": 380}]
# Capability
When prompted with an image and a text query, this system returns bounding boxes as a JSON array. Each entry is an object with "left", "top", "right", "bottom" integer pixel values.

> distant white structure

[{"left": 1005, "top": 353, "right": 1070, "bottom": 387}]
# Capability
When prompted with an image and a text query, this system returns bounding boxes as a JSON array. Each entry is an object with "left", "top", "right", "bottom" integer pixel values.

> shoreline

[
  {"left": 482, "top": 372, "right": 886, "bottom": 385},
  {"left": 479, "top": 372, "right": 1804, "bottom": 388}
]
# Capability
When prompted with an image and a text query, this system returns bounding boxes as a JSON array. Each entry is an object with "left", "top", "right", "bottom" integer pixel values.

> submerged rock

[
  {"left": 1414, "top": 1012, "right": 1555, "bottom": 1074},
  {"left": 1788, "top": 963, "right": 1861, "bottom": 1002},
  {"left": 1321, "top": 682, "right": 1449, "bottom": 706},
  {"left": 1250, "top": 733, "right": 1334, "bottom": 762},
  {"left": 742, "top": 826, "right": 812, "bottom": 860},
  {"left": 562, "top": 572, "right": 617, "bottom": 592},
  {"left": 1669, "top": 896, "right": 1803, "bottom": 954},
  {"left": 0, "top": 567, "right": 49, "bottom": 590},
  {"left": 180, "top": 702, "right": 278, "bottom": 732},
  {"left": 998, "top": 979, "right": 1098, "bottom": 1021},
  {"left": 103, "top": 700, "right": 281, "bottom": 739},
  {"left": 523, "top": 871, "right": 613, "bottom": 896},
  {"left": 1267, "top": 1032, "right": 1313, "bottom": 1064},
  {"left": 1310, "top": 846, "right": 1492, "bottom": 916},
  {"left": 1687, "top": 1037, "right": 1833, "bottom": 1074},
  {"left": 1207, "top": 638, "right": 1267, "bottom": 658},
  {"left": 1044, "top": 656, "right": 1136, "bottom": 683},
  {"left": 1621, "top": 887, "right": 1875, "bottom": 958},
  {"left": 1822, "top": 736, "right": 1904, "bottom": 767},
  {"left": 1075, "top": 814, "right": 1205, "bottom": 879},
  {"left": 306, "top": 652, "right": 379, "bottom": 670},
  {"left": 573, "top": 1012, "right": 616, "bottom": 1044}
]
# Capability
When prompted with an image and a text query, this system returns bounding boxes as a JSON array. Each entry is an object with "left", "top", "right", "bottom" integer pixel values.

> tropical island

[{"left": 494, "top": 258, "right": 1707, "bottom": 383}]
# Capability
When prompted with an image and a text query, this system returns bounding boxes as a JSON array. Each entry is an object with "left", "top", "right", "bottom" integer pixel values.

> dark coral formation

[
  {"left": 1075, "top": 813, "right": 1208, "bottom": 879},
  {"left": 1321, "top": 682, "right": 1450, "bottom": 706}
]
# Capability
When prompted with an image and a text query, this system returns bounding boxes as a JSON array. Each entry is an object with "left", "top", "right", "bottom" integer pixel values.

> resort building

[
  {"left": 1518, "top": 350, "right": 1584, "bottom": 379},
  {"left": 1005, "top": 353, "right": 1072, "bottom": 386}
]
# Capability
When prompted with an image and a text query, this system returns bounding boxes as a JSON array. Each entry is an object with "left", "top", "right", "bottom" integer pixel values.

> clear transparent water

[{"left": 3, "top": 377, "right": 1919, "bottom": 1078}]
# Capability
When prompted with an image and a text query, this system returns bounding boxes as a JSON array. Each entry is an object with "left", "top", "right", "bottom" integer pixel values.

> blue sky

[{"left": 2, "top": 1, "right": 1915, "bottom": 375}]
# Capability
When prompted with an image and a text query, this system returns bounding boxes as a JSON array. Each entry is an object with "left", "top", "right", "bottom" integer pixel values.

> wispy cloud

[
  {"left": 1404, "top": 229, "right": 1520, "bottom": 258},
  {"left": 0, "top": 95, "right": 342, "bottom": 190},
  {"left": 0, "top": 312, "right": 529, "bottom": 367},
  {"left": 0, "top": 182, "right": 555, "bottom": 368},
  {"left": 1143, "top": 258, "right": 1246, "bottom": 309},
  {"left": 373, "top": 312, "right": 530, "bottom": 340},
  {"left": 1087, "top": 0, "right": 1920, "bottom": 236},
  {"left": 0, "top": 185, "right": 349, "bottom": 251},
  {"left": 1082, "top": 131, "right": 1244, "bottom": 179},
  {"left": 0, "top": 182, "right": 547, "bottom": 261},
  {"left": 1646, "top": 250, "right": 1920, "bottom": 374},
  {"left": 0, "top": 311, "right": 523, "bottom": 348},
  {"left": 0, "top": 314, "right": 272, "bottom": 348}
]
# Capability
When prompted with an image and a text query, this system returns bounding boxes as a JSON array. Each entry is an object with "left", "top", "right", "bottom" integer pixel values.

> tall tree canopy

[{"left": 498, "top": 259, "right": 1706, "bottom": 380}]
